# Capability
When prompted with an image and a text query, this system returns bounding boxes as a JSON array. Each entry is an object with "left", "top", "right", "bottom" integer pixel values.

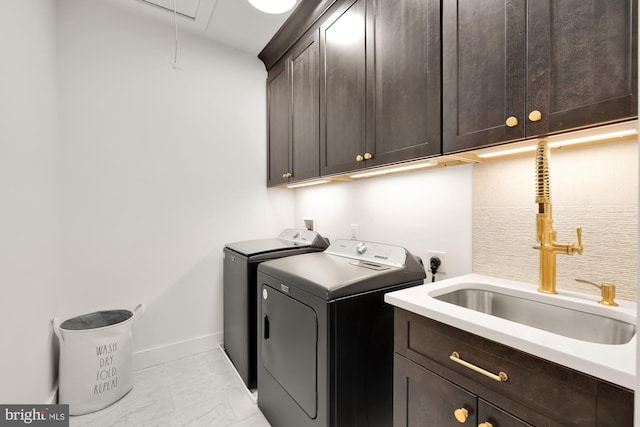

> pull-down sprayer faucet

[{"left": 532, "top": 140, "right": 583, "bottom": 294}]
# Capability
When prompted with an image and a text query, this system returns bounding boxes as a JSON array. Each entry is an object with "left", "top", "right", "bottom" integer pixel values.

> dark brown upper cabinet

[
  {"left": 266, "top": 30, "right": 321, "bottom": 187},
  {"left": 266, "top": 60, "right": 291, "bottom": 187},
  {"left": 319, "top": 0, "right": 442, "bottom": 176},
  {"left": 319, "top": 0, "right": 367, "bottom": 176},
  {"left": 365, "top": 0, "right": 442, "bottom": 167},
  {"left": 443, "top": 0, "right": 638, "bottom": 154}
]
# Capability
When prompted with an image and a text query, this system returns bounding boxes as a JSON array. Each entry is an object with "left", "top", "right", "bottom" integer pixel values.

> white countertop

[{"left": 385, "top": 273, "right": 636, "bottom": 389}]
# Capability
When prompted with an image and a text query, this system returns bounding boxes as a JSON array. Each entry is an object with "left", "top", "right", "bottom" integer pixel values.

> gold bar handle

[{"left": 450, "top": 352, "right": 508, "bottom": 382}]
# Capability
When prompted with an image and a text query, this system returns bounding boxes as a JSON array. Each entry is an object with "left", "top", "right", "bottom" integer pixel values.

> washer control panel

[
  {"left": 277, "top": 228, "right": 321, "bottom": 245},
  {"left": 324, "top": 239, "right": 407, "bottom": 268}
]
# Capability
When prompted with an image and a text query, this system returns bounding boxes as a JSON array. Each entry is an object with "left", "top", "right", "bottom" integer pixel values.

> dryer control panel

[
  {"left": 277, "top": 228, "right": 322, "bottom": 245},
  {"left": 324, "top": 239, "right": 407, "bottom": 268}
]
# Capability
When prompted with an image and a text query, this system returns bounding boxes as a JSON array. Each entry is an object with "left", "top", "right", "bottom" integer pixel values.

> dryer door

[{"left": 261, "top": 284, "right": 318, "bottom": 419}]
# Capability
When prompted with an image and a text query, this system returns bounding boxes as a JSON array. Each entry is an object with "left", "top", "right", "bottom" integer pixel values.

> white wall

[
  {"left": 0, "top": 0, "right": 61, "bottom": 403},
  {"left": 56, "top": 0, "right": 294, "bottom": 368},
  {"left": 293, "top": 166, "right": 474, "bottom": 280}
]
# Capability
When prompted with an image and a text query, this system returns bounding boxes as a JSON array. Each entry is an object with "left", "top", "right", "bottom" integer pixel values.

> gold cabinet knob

[
  {"left": 528, "top": 110, "right": 542, "bottom": 122},
  {"left": 454, "top": 408, "right": 469, "bottom": 423},
  {"left": 282, "top": 172, "right": 292, "bottom": 179},
  {"left": 505, "top": 116, "right": 518, "bottom": 127},
  {"left": 479, "top": 422, "right": 494, "bottom": 427},
  {"left": 282, "top": 173, "right": 288, "bottom": 179},
  {"left": 364, "top": 152, "right": 373, "bottom": 160},
  {"left": 356, "top": 155, "right": 364, "bottom": 162}
]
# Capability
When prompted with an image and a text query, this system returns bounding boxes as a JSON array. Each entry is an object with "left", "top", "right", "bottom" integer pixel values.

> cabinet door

[
  {"left": 443, "top": 0, "right": 527, "bottom": 154},
  {"left": 526, "top": 0, "right": 638, "bottom": 136},
  {"left": 267, "top": 60, "right": 290, "bottom": 187},
  {"left": 320, "top": 0, "right": 367, "bottom": 175},
  {"left": 394, "top": 353, "right": 477, "bottom": 427},
  {"left": 366, "top": 0, "right": 441, "bottom": 164},
  {"left": 478, "top": 399, "right": 533, "bottom": 427},
  {"left": 290, "top": 30, "right": 320, "bottom": 182}
]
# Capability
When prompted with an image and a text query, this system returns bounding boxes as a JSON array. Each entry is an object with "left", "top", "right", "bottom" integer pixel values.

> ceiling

[{"left": 100, "top": 0, "right": 299, "bottom": 55}]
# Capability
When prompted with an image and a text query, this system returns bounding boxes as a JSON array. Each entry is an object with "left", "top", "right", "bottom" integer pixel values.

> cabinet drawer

[{"left": 395, "top": 309, "right": 598, "bottom": 426}]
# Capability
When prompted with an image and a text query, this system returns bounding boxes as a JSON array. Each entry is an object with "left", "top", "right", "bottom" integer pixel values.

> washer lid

[
  {"left": 225, "top": 228, "right": 328, "bottom": 256},
  {"left": 258, "top": 240, "right": 426, "bottom": 300}
]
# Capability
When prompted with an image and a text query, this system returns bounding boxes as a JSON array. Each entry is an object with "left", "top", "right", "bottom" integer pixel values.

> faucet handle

[
  {"left": 574, "top": 226, "right": 583, "bottom": 254},
  {"left": 575, "top": 278, "right": 618, "bottom": 306}
]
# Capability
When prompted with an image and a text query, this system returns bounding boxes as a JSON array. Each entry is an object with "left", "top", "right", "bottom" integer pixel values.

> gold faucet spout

[{"left": 533, "top": 140, "right": 584, "bottom": 294}]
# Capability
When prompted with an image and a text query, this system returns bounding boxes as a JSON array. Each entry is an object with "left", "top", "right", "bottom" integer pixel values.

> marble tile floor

[{"left": 70, "top": 349, "right": 271, "bottom": 427}]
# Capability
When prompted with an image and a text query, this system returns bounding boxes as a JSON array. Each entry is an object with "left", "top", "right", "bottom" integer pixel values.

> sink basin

[
  {"left": 434, "top": 288, "right": 636, "bottom": 345},
  {"left": 384, "top": 273, "right": 637, "bottom": 389}
]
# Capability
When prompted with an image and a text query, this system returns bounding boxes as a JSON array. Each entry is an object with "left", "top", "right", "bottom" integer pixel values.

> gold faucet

[{"left": 532, "top": 140, "right": 583, "bottom": 294}]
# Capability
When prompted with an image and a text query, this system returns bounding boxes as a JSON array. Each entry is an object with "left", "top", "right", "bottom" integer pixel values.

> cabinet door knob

[
  {"left": 282, "top": 173, "right": 288, "bottom": 179},
  {"left": 356, "top": 154, "right": 364, "bottom": 162},
  {"left": 528, "top": 110, "right": 542, "bottom": 122},
  {"left": 454, "top": 408, "right": 469, "bottom": 423},
  {"left": 505, "top": 116, "right": 518, "bottom": 127},
  {"left": 479, "top": 422, "right": 494, "bottom": 427},
  {"left": 364, "top": 152, "right": 373, "bottom": 160}
]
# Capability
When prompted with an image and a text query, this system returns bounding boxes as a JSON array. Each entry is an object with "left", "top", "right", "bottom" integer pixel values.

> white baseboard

[
  {"left": 133, "top": 333, "right": 223, "bottom": 371},
  {"left": 47, "top": 387, "right": 58, "bottom": 404}
]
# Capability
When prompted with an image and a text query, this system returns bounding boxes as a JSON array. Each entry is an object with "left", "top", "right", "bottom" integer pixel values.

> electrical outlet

[
  {"left": 304, "top": 218, "right": 315, "bottom": 231},
  {"left": 427, "top": 250, "right": 448, "bottom": 275}
]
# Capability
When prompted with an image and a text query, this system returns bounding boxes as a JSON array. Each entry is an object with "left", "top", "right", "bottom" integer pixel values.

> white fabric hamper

[{"left": 53, "top": 304, "right": 145, "bottom": 415}]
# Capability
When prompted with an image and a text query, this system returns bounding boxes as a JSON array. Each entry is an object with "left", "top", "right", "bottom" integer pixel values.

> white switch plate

[
  {"left": 304, "top": 218, "right": 315, "bottom": 231},
  {"left": 350, "top": 223, "right": 359, "bottom": 240}
]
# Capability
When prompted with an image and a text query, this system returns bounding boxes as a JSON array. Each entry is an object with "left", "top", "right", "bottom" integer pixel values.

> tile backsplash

[{"left": 473, "top": 138, "right": 638, "bottom": 301}]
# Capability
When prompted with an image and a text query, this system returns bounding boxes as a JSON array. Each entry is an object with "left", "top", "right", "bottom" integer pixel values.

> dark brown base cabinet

[{"left": 393, "top": 309, "right": 634, "bottom": 427}]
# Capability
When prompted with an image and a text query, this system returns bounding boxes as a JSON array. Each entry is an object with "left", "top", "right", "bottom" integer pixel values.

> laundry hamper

[{"left": 53, "top": 304, "right": 144, "bottom": 415}]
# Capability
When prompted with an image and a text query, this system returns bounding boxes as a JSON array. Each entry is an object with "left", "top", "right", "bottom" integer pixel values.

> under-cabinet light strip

[
  {"left": 478, "top": 128, "right": 638, "bottom": 159},
  {"left": 286, "top": 179, "right": 329, "bottom": 189},
  {"left": 547, "top": 128, "right": 637, "bottom": 148},
  {"left": 349, "top": 162, "right": 436, "bottom": 179},
  {"left": 476, "top": 145, "right": 538, "bottom": 159}
]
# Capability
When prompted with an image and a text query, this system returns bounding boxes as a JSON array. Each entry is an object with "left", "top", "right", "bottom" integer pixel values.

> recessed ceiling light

[{"left": 248, "top": 0, "right": 297, "bottom": 14}]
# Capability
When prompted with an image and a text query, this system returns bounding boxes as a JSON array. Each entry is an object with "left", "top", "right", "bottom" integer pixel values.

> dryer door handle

[{"left": 263, "top": 314, "right": 270, "bottom": 340}]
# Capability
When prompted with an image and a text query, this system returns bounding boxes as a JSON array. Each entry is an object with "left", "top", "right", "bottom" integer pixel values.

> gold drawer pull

[
  {"left": 479, "top": 422, "right": 494, "bottom": 427},
  {"left": 450, "top": 352, "right": 508, "bottom": 382}
]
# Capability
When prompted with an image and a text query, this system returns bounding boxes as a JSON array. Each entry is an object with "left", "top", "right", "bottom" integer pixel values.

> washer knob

[{"left": 356, "top": 242, "right": 367, "bottom": 254}]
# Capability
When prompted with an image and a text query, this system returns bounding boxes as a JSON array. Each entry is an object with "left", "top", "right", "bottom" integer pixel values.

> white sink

[{"left": 384, "top": 273, "right": 637, "bottom": 389}]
